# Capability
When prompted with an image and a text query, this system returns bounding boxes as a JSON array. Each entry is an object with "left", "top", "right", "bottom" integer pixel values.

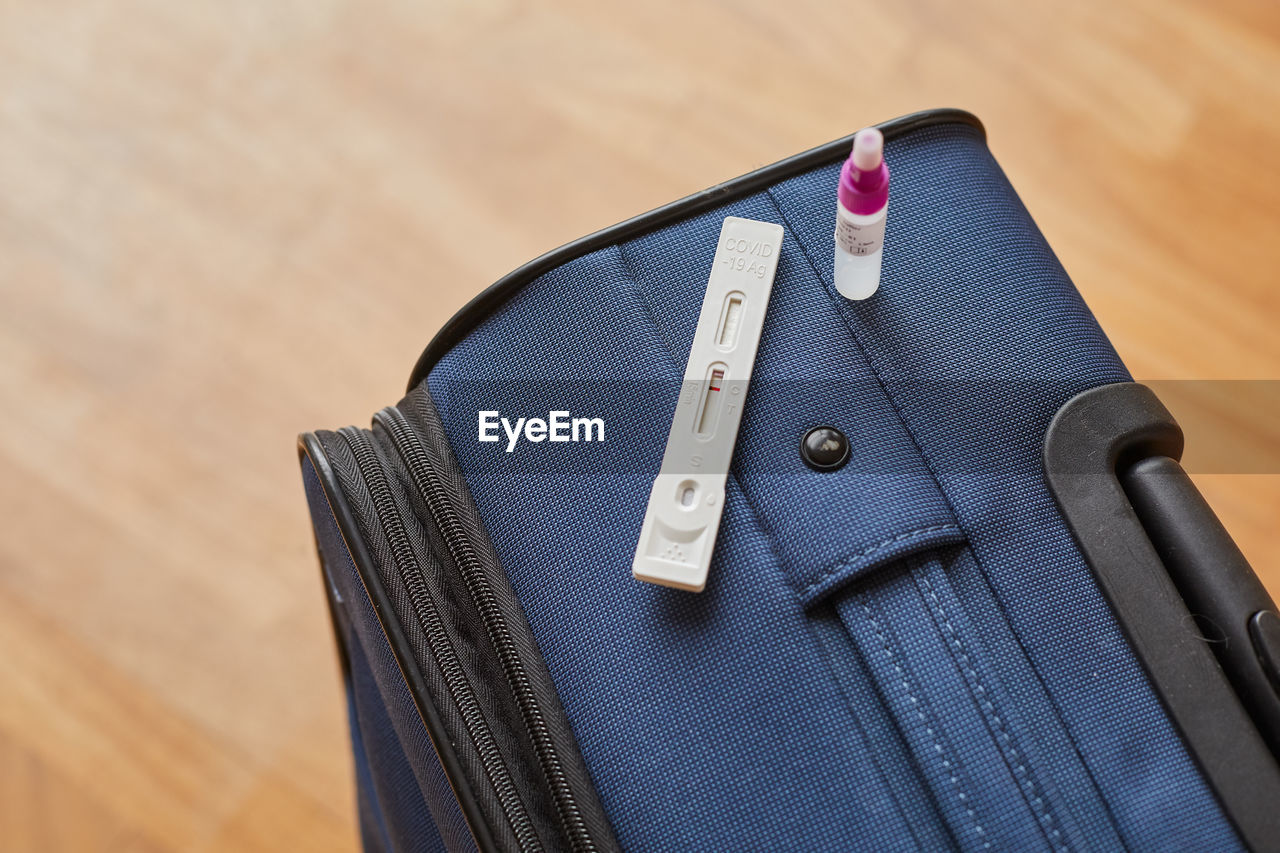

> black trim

[
  {"left": 310, "top": 525, "right": 354, "bottom": 689},
  {"left": 407, "top": 108, "right": 984, "bottom": 391},
  {"left": 1044, "top": 382, "right": 1280, "bottom": 851},
  {"left": 375, "top": 391, "right": 618, "bottom": 852},
  {"left": 299, "top": 434, "right": 499, "bottom": 853},
  {"left": 1122, "top": 454, "right": 1280, "bottom": 756}
]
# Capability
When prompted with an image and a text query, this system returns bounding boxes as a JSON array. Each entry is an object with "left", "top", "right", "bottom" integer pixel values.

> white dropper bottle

[{"left": 833, "top": 128, "right": 890, "bottom": 300}]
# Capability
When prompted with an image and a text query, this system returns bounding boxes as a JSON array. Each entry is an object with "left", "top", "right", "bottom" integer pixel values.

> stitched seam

[
  {"left": 802, "top": 523, "right": 962, "bottom": 599},
  {"left": 613, "top": 240, "right": 793, "bottom": 581},
  {"left": 762, "top": 185, "right": 1122, "bottom": 840},
  {"left": 812, "top": 611, "right": 958, "bottom": 853},
  {"left": 915, "top": 567, "right": 1069, "bottom": 852},
  {"left": 621, "top": 230, "right": 941, "bottom": 849},
  {"left": 616, "top": 242, "right": 682, "bottom": 362},
  {"left": 761, "top": 186, "right": 964, "bottom": 531},
  {"left": 857, "top": 594, "right": 990, "bottom": 850}
]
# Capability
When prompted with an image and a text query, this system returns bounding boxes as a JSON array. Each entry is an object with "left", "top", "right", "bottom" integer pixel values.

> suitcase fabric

[{"left": 299, "top": 109, "right": 1278, "bottom": 852}]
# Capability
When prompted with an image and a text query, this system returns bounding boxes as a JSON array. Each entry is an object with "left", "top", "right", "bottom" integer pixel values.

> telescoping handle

[
  {"left": 1121, "top": 454, "right": 1280, "bottom": 750},
  {"left": 1043, "top": 381, "right": 1280, "bottom": 852}
]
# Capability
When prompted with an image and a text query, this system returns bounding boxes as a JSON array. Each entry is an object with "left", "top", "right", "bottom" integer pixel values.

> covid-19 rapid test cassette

[{"left": 632, "top": 216, "right": 783, "bottom": 592}]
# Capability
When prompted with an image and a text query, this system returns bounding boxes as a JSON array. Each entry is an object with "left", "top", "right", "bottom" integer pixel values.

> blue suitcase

[{"left": 299, "top": 109, "right": 1280, "bottom": 852}]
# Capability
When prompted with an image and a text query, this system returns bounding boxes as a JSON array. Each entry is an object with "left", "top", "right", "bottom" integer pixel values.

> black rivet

[{"left": 801, "top": 426, "right": 850, "bottom": 471}]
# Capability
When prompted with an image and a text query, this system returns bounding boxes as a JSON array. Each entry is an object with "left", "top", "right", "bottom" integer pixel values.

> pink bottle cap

[{"left": 838, "top": 128, "right": 889, "bottom": 215}]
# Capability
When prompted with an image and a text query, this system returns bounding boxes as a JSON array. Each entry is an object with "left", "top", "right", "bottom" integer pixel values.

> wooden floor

[{"left": 2, "top": 1, "right": 1278, "bottom": 849}]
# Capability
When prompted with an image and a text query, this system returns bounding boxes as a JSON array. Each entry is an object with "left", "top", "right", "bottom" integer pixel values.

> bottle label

[{"left": 835, "top": 210, "right": 886, "bottom": 256}]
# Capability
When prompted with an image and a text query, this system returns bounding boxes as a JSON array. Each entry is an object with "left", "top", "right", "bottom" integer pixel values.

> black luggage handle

[
  {"left": 1122, "top": 456, "right": 1280, "bottom": 745},
  {"left": 1044, "top": 381, "right": 1280, "bottom": 851}
]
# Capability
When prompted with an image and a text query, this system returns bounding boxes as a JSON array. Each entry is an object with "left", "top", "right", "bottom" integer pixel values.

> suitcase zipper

[
  {"left": 339, "top": 425, "right": 544, "bottom": 853},
  {"left": 373, "top": 406, "right": 598, "bottom": 853}
]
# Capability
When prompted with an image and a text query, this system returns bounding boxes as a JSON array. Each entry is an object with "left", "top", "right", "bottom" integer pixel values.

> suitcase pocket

[{"left": 813, "top": 545, "right": 1128, "bottom": 852}]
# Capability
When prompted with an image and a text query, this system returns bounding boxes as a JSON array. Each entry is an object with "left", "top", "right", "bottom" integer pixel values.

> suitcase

[{"left": 298, "top": 108, "right": 1280, "bottom": 852}]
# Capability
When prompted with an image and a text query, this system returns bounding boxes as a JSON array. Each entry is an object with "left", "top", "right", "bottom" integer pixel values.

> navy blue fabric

[
  {"left": 348, "top": 678, "right": 393, "bottom": 853},
  {"left": 305, "top": 460, "right": 475, "bottom": 853},
  {"left": 620, "top": 216, "right": 967, "bottom": 599},
  {"left": 923, "top": 546, "right": 1127, "bottom": 850},
  {"left": 835, "top": 550, "right": 1123, "bottom": 851},
  {"left": 766, "top": 125, "right": 1236, "bottom": 851},
  {"left": 423, "top": 120, "right": 1241, "bottom": 851}
]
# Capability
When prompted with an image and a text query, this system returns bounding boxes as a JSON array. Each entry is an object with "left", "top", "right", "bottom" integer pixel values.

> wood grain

[{"left": 1, "top": 1, "right": 1276, "bottom": 849}]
